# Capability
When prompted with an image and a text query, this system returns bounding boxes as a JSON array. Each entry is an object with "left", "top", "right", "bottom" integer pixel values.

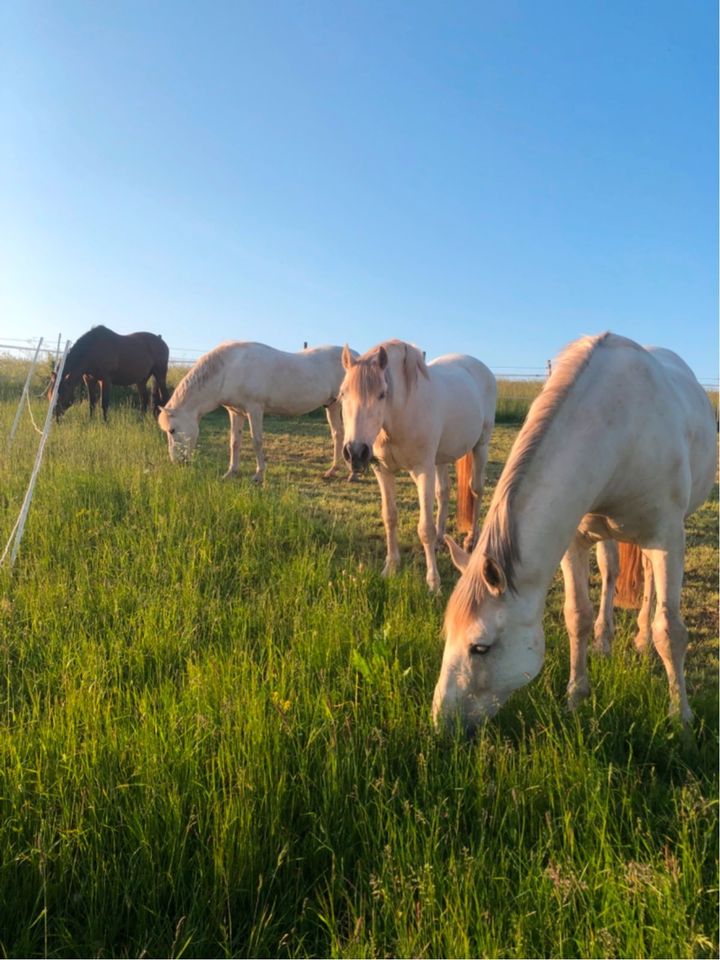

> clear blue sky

[{"left": 1, "top": 0, "right": 717, "bottom": 379}]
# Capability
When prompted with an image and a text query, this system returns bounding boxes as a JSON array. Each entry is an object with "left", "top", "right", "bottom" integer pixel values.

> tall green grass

[{"left": 0, "top": 380, "right": 717, "bottom": 958}]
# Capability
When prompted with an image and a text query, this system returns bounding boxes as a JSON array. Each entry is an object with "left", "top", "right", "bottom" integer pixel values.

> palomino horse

[
  {"left": 433, "top": 333, "right": 715, "bottom": 734},
  {"left": 157, "top": 341, "right": 357, "bottom": 481},
  {"left": 339, "top": 340, "right": 496, "bottom": 592},
  {"left": 51, "top": 326, "right": 170, "bottom": 420}
]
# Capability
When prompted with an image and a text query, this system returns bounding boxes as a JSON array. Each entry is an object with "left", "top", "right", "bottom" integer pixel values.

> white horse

[
  {"left": 434, "top": 333, "right": 715, "bottom": 734},
  {"left": 339, "top": 340, "right": 497, "bottom": 592},
  {"left": 158, "top": 342, "right": 356, "bottom": 482}
]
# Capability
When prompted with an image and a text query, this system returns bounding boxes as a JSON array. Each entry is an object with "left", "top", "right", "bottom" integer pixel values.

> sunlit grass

[{"left": 0, "top": 361, "right": 717, "bottom": 958}]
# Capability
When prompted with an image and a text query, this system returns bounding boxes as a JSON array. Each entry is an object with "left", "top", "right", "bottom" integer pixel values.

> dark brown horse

[{"left": 50, "top": 326, "right": 170, "bottom": 420}]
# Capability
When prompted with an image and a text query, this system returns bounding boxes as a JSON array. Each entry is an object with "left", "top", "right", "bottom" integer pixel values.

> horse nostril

[
  {"left": 360, "top": 443, "right": 370, "bottom": 464},
  {"left": 342, "top": 443, "right": 352, "bottom": 462}
]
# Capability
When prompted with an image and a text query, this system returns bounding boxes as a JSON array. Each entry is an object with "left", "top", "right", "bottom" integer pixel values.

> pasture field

[{"left": 0, "top": 370, "right": 717, "bottom": 959}]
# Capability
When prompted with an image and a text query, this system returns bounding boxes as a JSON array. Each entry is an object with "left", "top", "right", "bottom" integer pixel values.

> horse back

[
  {"left": 425, "top": 354, "right": 497, "bottom": 461},
  {"left": 584, "top": 341, "right": 715, "bottom": 523}
]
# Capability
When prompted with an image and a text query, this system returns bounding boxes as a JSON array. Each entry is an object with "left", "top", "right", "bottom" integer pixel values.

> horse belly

[{"left": 435, "top": 401, "right": 487, "bottom": 463}]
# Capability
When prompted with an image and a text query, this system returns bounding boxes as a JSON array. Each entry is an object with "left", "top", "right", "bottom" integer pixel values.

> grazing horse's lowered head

[
  {"left": 49, "top": 369, "right": 82, "bottom": 419},
  {"left": 157, "top": 406, "right": 200, "bottom": 463},
  {"left": 432, "top": 541, "right": 545, "bottom": 736}
]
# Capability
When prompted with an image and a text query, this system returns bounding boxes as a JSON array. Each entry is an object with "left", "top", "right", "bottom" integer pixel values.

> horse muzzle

[{"left": 343, "top": 441, "right": 372, "bottom": 473}]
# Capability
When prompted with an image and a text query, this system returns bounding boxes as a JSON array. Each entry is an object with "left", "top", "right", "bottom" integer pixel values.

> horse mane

[
  {"left": 169, "top": 341, "right": 239, "bottom": 406},
  {"left": 354, "top": 340, "right": 429, "bottom": 399},
  {"left": 448, "top": 332, "right": 612, "bottom": 622}
]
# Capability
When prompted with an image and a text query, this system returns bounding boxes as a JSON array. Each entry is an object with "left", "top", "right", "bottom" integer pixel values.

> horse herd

[{"left": 50, "top": 325, "right": 716, "bottom": 735}]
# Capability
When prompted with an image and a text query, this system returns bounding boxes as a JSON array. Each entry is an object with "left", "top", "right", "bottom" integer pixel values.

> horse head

[
  {"left": 51, "top": 371, "right": 81, "bottom": 419},
  {"left": 432, "top": 537, "right": 545, "bottom": 737},
  {"left": 157, "top": 407, "right": 199, "bottom": 463},
  {"left": 339, "top": 343, "right": 389, "bottom": 473}
]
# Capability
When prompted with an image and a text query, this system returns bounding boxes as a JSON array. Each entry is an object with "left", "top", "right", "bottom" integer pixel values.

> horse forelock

[
  {"left": 467, "top": 332, "right": 612, "bottom": 594},
  {"left": 444, "top": 564, "right": 488, "bottom": 637},
  {"left": 349, "top": 340, "right": 428, "bottom": 401}
]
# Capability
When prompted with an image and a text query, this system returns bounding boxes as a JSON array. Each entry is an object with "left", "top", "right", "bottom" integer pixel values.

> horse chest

[{"left": 373, "top": 432, "right": 414, "bottom": 473}]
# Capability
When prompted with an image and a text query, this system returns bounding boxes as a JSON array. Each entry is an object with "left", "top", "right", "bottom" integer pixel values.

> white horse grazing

[
  {"left": 434, "top": 333, "right": 715, "bottom": 734},
  {"left": 158, "top": 342, "right": 356, "bottom": 482},
  {"left": 339, "top": 340, "right": 497, "bottom": 592}
]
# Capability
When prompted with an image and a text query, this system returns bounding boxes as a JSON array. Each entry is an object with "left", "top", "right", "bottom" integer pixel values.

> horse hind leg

[
  {"left": 645, "top": 533, "right": 692, "bottom": 723},
  {"left": 634, "top": 553, "right": 655, "bottom": 654},
  {"left": 323, "top": 400, "right": 344, "bottom": 480},
  {"left": 434, "top": 464, "right": 450, "bottom": 548},
  {"left": 136, "top": 381, "right": 150, "bottom": 414},
  {"left": 246, "top": 407, "right": 266, "bottom": 484},
  {"left": 461, "top": 434, "right": 490, "bottom": 553},
  {"left": 222, "top": 409, "right": 244, "bottom": 480},
  {"left": 151, "top": 367, "right": 170, "bottom": 414},
  {"left": 593, "top": 540, "right": 618, "bottom": 654}
]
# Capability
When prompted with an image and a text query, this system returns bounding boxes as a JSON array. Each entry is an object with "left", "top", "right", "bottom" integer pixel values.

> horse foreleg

[
  {"left": 246, "top": 407, "right": 266, "bottom": 484},
  {"left": 85, "top": 376, "right": 97, "bottom": 418},
  {"left": 411, "top": 464, "right": 440, "bottom": 592},
  {"left": 100, "top": 379, "right": 111, "bottom": 421},
  {"left": 593, "top": 540, "right": 619, "bottom": 654},
  {"left": 373, "top": 463, "right": 400, "bottom": 577},
  {"left": 222, "top": 409, "right": 244, "bottom": 480},
  {"left": 634, "top": 552, "right": 655, "bottom": 654},
  {"left": 561, "top": 533, "right": 594, "bottom": 709},
  {"left": 323, "top": 401, "right": 345, "bottom": 479},
  {"left": 434, "top": 465, "right": 450, "bottom": 548},
  {"left": 646, "top": 531, "right": 692, "bottom": 723}
]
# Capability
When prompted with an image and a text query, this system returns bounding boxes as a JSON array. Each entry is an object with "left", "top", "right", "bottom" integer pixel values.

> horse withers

[
  {"left": 50, "top": 326, "right": 170, "bottom": 420},
  {"left": 339, "top": 340, "right": 497, "bottom": 592},
  {"left": 433, "top": 333, "right": 716, "bottom": 734}
]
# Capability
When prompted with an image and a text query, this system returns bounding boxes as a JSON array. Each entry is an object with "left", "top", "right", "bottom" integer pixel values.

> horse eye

[
  {"left": 469, "top": 642, "right": 490, "bottom": 656},
  {"left": 169, "top": 428, "right": 176, "bottom": 435},
  {"left": 378, "top": 391, "right": 386, "bottom": 400}
]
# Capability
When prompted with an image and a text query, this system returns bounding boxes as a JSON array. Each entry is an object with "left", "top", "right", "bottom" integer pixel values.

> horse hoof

[
  {"left": 322, "top": 468, "right": 338, "bottom": 481},
  {"left": 347, "top": 472, "right": 361, "bottom": 483},
  {"left": 566, "top": 684, "right": 590, "bottom": 711}
]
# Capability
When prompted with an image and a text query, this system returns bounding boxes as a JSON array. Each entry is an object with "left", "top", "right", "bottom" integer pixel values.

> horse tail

[
  {"left": 455, "top": 452, "right": 474, "bottom": 534},
  {"left": 614, "top": 542, "right": 643, "bottom": 609}
]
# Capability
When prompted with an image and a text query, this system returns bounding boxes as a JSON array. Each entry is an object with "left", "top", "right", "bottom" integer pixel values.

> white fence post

[
  {"left": 7, "top": 337, "right": 44, "bottom": 449},
  {"left": 1, "top": 340, "right": 69, "bottom": 568}
]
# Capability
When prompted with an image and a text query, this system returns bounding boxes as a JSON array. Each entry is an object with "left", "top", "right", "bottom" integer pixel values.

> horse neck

[
  {"left": 383, "top": 352, "right": 422, "bottom": 434},
  {"left": 171, "top": 362, "right": 225, "bottom": 417},
  {"left": 494, "top": 398, "right": 617, "bottom": 606}
]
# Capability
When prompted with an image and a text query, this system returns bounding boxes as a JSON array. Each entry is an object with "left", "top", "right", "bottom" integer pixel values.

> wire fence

[{"left": 1, "top": 335, "right": 718, "bottom": 392}]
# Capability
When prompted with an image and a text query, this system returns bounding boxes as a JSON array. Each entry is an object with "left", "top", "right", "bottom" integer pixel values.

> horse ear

[
  {"left": 481, "top": 556, "right": 507, "bottom": 597},
  {"left": 377, "top": 346, "right": 388, "bottom": 370},
  {"left": 445, "top": 535, "right": 470, "bottom": 572},
  {"left": 342, "top": 344, "right": 355, "bottom": 370}
]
